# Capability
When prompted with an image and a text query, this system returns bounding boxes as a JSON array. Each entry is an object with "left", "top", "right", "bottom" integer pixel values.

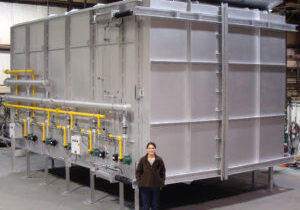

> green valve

[
  {"left": 121, "top": 155, "right": 132, "bottom": 165},
  {"left": 45, "top": 138, "right": 52, "bottom": 145},
  {"left": 67, "top": 143, "right": 71, "bottom": 150},
  {"left": 91, "top": 149, "right": 100, "bottom": 157},
  {"left": 27, "top": 134, "right": 37, "bottom": 142}
]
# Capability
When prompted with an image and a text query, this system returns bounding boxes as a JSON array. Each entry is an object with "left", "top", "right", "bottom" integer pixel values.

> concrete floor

[{"left": 0, "top": 147, "right": 300, "bottom": 210}]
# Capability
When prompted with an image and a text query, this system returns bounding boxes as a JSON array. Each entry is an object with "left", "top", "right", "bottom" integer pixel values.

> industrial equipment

[{"left": 0, "top": 0, "right": 297, "bottom": 209}]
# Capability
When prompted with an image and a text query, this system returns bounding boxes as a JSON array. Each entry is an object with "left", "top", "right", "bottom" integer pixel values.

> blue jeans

[{"left": 140, "top": 187, "right": 160, "bottom": 210}]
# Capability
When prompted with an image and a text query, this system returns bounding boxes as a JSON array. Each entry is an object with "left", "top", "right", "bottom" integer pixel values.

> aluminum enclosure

[{"left": 4, "top": 0, "right": 296, "bottom": 188}]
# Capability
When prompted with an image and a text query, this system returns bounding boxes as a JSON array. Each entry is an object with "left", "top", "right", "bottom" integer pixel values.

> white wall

[
  {"left": 0, "top": 2, "right": 66, "bottom": 93},
  {"left": 0, "top": 2, "right": 66, "bottom": 44}
]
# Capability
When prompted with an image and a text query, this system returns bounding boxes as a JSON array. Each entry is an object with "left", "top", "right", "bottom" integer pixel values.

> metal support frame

[
  {"left": 133, "top": 6, "right": 297, "bottom": 32},
  {"left": 63, "top": 161, "right": 71, "bottom": 194},
  {"left": 26, "top": 150, "right": 31, "bottom": 178},
  {"left": 268, "top": 167, "right": 274, "bottom": 191},
  {"left": 11, "top": 138, "right": 16, "bottom": 172},
  {"left": 51, "top": 158, "right": 55, "bottom": 169},
  {"left": 134, "top": 187, "right": 139, "bottom": 210},
  {"left": 119, "top": 182, "right": 124, "bottom": 210},
  {"left": 220, "top": 3, "right": 229, "bottom": 181},
  {"left": 43, "top": 155, "right": 49, "bottom": 184},
  {"left": 87, "top": 169, "right": 96, "bottom": 204}
]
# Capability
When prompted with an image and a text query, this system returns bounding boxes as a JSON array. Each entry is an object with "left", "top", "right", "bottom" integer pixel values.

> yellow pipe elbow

[
  {"left": 108, "top": 134, "right": 124, "bottom": 160},
  {"left": 87, "top": 130, "right": 93, "bottom": 152},
  {"left": 57, "top": 125, "right": 67, "bottom": 147}
]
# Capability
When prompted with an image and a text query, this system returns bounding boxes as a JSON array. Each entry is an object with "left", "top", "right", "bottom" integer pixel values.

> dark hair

[{"left": 146, "top": 142, "right": 156, "bottom": 149}]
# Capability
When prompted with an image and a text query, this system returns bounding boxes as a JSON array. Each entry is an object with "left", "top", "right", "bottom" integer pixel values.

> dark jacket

[{"left": 136, "top": 154, "right": 166, "bottom": 188}]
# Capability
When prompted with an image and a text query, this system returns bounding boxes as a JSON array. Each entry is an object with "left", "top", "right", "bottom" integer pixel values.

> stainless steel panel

[
  {"left": 227, "top": 119, "right": 257, "bottom": 167},
  {"left": 150, "top": 124, "right": 187, "bottom": 175},
  {"left": 191, "top": 23, "right": 219, "bottom": 62},
  {"left": 150, "top": 20, "right": 187, "bottom": 61},
  {"left": 260, "top": 66, "right": 285, "bottom": 115},
  {"left": 70, "top": 13, "right": 90, "bottom": 47},
  {"left": 70, "top": 47, "right": 90, "bottom": 101},
  {"left": 13, "top": 54, "right": 26, "bottom": 69},
  {"left": 48, "top": 50, "right": 65, "bottom": 99},
  {"left": 228, "top": 26, "right": 257, "bottom": 63},
  {"left": 190, "top": 64, "right": 218, "bottom": 120},
  {"left": 259, "top": 117, "right": 284, "bottom": 161},
  {"left": 151, "top": 63, "right": 186, "bottom": 122},
  {"left": 29, "top": 22, "right": 44, "bottom": 52},
  {"left": 30, "top": 52, "right": 44, "bottom": 79},
  {"left": 13, "top": 26, "right": 26, "bottom": 54},
  {"left": 260, "top": 30, "right": 285, "bottom": 64},
  {"left": 228, "top": 65, "right": 258, "bottom": 117},
  {"left": 190, "top": 122, "right": 219, "bottom": 171},
  {"left": 49, "top": 18, "right": 65, "bottom": 50}
]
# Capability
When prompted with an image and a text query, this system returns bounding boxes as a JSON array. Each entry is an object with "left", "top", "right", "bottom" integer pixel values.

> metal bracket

[{"left": 135, "top": 85, "right": 144, "bottom": 100}]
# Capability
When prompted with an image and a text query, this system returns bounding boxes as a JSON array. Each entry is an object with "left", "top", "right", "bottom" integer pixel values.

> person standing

[{"left": 136, "top": 142, "right": 166, "bottom": 210}]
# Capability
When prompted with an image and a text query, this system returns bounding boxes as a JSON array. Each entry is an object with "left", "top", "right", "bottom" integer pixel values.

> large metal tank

[{"left": 1, "top": 0, "right": 297, "bottom": 208}]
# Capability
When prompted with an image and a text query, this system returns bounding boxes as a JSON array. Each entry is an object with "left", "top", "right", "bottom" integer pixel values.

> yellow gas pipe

[
  {"left": 57, "top": 125, "right": 67, "bottom": 147},
  {"left": 5, "top": 103, "right": 106, "bottom": 152},
  {"left": 38, "top": 122, "right": 46, "bottom": 142},
  {"left": 81, "top": 129, "right": 93, "bottom": 152},
  {"left": 4, "top": 103, "right": 105, "bottom": 121},
  {"left": 22, "top": 119, "right": 27, "bottom": 137},
  {"left": 108, "top": 134, "right": 123, "bottom": 160}
]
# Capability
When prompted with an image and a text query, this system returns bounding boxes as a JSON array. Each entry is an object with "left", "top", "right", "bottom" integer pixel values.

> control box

[
  {"left": 9, "top": 123, "right": 23, "bottom": 139},
  {"left": 71, "top": 135, "right": 88, "bottom": 155},
  {"left": 71, "top": 135, "right": 82, "bottom": 155}
]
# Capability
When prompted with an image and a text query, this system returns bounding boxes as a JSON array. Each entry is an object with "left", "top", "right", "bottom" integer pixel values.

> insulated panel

[
  {"left": 228, "top": 26, "right": 257, "bottom": 63},
  {"left": 48, "top": 50, "right": 65, "bottom": 99},
  {"left": 29, "top": 52, "right": 44, "bottom": 79},
  {"left": 150, "top": 20, "right": 187, "bottom": 61},
  {"left": 260, "top": 66, "right": 285, "bottom": 115},
  {"left": 227, "top": 119, "right": 258, "bottom": 167},
  {"left": 13, "top": 54, "right": 26, "bottom": 69},
  {"left": 190, "top": 122, "right": 219, "bottom": 171},
  {"left": 150, "top": 124, "right": 187, "bottom": 175},
  {"left": 191, "top": 23, "right": 219, "bottom": 62},
  {"left": 151, "top": 63, "right": 186, "bottom": 122},
  {"left": 13, "top": 26, "right": 26, "bottom": 54},
  {"left": 95, "top": 21, "right": 120, "bottom": 45},
  {"left": 70, "top": 47, "right": 90, "bottom": 101},
  {"left": 259, "top": 117, "right": 284, "bottom": 161},
  {"left": 70, "top": 13, "right": 90, "bottom": 47},
  {"left": 95, "top": 45, "right": 121, "bottom": 102},
  {"left": 49, "top": 18, "right": 65, "bottom": 50},
  {"left": 228, "top": 65, "right": 258, "bottom": 118},
  {"left": 260, "top": 30, "right": 285, "bottom": 64},
  {"left": 190, "top": 64, "right": 218, "bottom": 120},
  {"left": 29, "top": 22, "right": 44, "bottom": 52}
]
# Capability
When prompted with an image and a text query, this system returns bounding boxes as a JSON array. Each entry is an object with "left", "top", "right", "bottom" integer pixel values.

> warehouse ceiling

[
  {"left": 0, "top": 0, "right": 120, "bottom": 10},
  {"left": 273, "top": 0, "right": 300, "bottom": 24}
]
